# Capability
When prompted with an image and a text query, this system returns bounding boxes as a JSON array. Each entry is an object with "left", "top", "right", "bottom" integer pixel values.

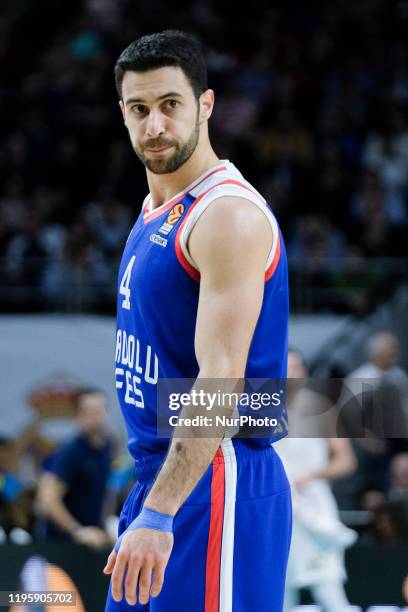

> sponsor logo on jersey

[
  {"left": 150, "top": 233, "right": 167, "bottom": 247},
  {"left": 115, "top": 329, "right": 159, "bottom": 409},
  {"left": 158, "top": 203, "right": 185, "bottom": 236}
]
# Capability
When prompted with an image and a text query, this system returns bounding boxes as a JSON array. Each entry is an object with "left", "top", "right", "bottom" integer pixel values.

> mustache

[{"left": 142, "top": 138, "right": 176, "bottom": 150}]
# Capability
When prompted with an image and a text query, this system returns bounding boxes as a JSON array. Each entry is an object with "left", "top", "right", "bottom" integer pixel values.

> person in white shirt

[
  {"left": 276, "top": 350, "right": 357, "bottom": 612},
  {"left": 349, "top": 331, "right": 408, "bottom": 385},
  {"left": 339, "top": 330, "right": 408, "bottom": 440}
]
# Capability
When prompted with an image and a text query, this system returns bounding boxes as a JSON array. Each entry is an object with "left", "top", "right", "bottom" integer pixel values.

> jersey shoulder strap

[{"left": 176, "top": 161, "right": 281, "bottom": 281}]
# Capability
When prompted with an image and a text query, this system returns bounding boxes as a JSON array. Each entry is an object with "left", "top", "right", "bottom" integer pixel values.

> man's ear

[
  {"left": 119, "top": 100, "right": 126, "bottom": 125},
  {"left": 199, "top": 89, "right": 215, "bottom": 123}
]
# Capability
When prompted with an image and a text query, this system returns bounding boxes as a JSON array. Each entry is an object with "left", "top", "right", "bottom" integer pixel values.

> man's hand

[
  {"left": 73, "top": 526, "right": 110, "bottom": 549},
  {"left": 103, "top": 528, "right": 174, "bottom": 606},
  {"left": 293, "top": 472, "right": 317, "bottom": 489}
]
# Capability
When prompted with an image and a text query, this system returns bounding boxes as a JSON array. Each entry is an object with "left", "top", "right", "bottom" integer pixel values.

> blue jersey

[{"left": 115, "top": 161, "right": 289, "bottom": 460}]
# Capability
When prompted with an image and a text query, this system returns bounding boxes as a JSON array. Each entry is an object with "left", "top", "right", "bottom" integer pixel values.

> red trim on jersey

[
  {"left": 143, "top": 166, "right": 227, "bottom": 223},
  {"left": 265, "top": 231, "right": 281, "bottom": 281},
  {"left": 175, "top": 239, "right": 201, "bottom": 281},
  {"left": 175, "top": 179, "right": 264, "bottom": 282},
  {"left": 143, "top": 196, "right": 151, "bottom": 215},
  {"left": 205, "top": 448, "right": 225, "bottom": 612}
]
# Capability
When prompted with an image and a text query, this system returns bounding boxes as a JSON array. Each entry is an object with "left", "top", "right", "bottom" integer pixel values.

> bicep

[
  {"left": 327, "top": 437, "right": 356, "bottom": 463},
  {"left": 189, "top": 197, "right": 272, "bottom": 377},
  {"left": 38, "top": 472, "right": 67, "bottom": 503}
]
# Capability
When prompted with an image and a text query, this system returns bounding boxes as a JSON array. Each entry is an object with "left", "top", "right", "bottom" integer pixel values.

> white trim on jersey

[
  {"left": 179, "top": 179, "right": 280, "bottom": 274},
  {"left": 219, "top": 439, "right": 237, "bottom": 612},
  {"left": 143, "top": 160, "right": 228, "bottom": 217},
  {"left": 190, "top": 161, "right": 266, "bottom": 203}
]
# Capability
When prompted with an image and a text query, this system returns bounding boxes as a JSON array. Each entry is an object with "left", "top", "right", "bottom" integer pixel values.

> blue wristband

[{"left": 114, "top": 507, "right": 174, "bottom": 552}]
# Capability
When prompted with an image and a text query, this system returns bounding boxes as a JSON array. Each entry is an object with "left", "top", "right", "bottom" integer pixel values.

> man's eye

[
  {"left": 132, "top": 105, "right": 146, "bottom": 114},
  {"left": 167, "top": 100, "right": 178, "bottom": 109}
]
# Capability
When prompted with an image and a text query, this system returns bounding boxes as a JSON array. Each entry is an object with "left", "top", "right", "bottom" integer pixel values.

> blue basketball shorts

[{"left": 105, "top": 439, "right": 292, "bottom": 611}]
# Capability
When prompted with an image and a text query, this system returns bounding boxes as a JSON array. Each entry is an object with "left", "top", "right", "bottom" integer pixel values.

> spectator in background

[
  {"left": 41, "top": 214, "right": 111, "bottom": 310},
  {"left": 352, "top": 170, "right": 407, "bottom": 227},
  {"left": 4, "top": 213, "right": 47, "bottom": 291},
  {"left": 346, "top": 331, "right": 408, "bottom": 428},
  {"left": 35, "top": 389, "right": 114, "bottom": 549},
  {"left": 358, "top": 483, "right": 387, "bottom": 517},
  {"left": 0, "top": 436, "right": 33, "bottom": 542},
  {"left": 385, "top": 453, "right": 408, "bottom": 540},
  {"left": 335, "top": 332, "right": 408, "bottom": 509},
  {"left": 363, "top": 120, "right": 408, "bottom": 196},
  {"left": 389, "top": 452, "right": 408, "bottom": 499},
  {"left": 349, "top": 331, "right": 408, "bottom": 385},
  {"left": 358, "top": 454, "right": 408, "bottom": 542},
  {"left": 85, "top": 198, "right": 131, "bottom": 259},
  {"left": 349, "top": 170, "right": 406, "bottom": 258},
  {"left": 288, "top": 213, "right": 346, "bottom": 272},
  {"left": 276, "top": 350, "right": 357, "bottom": 612}
]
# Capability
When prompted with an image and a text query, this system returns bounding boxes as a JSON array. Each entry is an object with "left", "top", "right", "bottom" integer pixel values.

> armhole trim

[{"left": 175, "top": 180, "right": 281, "bottom": 283}]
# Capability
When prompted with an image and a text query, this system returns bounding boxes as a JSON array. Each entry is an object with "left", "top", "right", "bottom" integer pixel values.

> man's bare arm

[
  {"left": 36, "top": 472, "right": 110, "bottom": 547},
  {"left": 36, "top": 473, "right": 79, "bottom": 533},
  {"left": 144, "top": 196, "right": 272, "bottom": 514},
  {"left": 295, "top": 437, "right": 357, "bottom": 488}
]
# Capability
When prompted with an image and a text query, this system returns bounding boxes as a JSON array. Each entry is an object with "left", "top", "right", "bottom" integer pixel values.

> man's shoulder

[
  {"left": 389, "top": 366, "right": 408, "bottom": 380},
  {"left": 346, "top": 362, "right": 379, "bottom": 379},
  {"left": 190, "top": 160, "right": 269, "bottom": 209},
  {"left": 191, "top": 195, "right": 271, "bottom": 249}
]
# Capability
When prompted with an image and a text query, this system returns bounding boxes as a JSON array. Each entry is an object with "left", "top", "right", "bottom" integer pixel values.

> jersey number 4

[{"left": 119, "top": 256, "right": 136, "bottom": 310}]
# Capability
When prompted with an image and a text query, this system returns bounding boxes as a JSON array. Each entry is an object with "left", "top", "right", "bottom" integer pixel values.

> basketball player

[{"left": 104, "top": 30, "right": 291, "bottom": 611}]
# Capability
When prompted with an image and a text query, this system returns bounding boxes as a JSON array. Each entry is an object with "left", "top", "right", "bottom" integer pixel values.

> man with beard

[{"left": 104, "top": 30, "right": 291, "bottom": 611}]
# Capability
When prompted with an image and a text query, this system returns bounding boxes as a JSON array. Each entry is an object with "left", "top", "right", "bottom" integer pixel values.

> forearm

[
  {"left": 144, "top": 377, "right": 240, "bottom": 515},
  {"left": 315, "top": 439, "right": 357, "bottom": 482},
  {"left": 144, "top": 435, "right": 223, "bottom": 515},
  {"left": 39, "top": 494, "right": 81, "bottom": 534},
  {"left": 309, "top": 455, "right": 355, "bottom": 482}
]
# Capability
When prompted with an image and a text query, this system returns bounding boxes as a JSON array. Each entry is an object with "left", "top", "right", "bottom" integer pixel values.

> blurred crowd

[
  {"left": 0, "top": 0, "right": 407, "bottom": 313},
  {"left": 0, "top": 330, "right": 407, "bottom": 548}
]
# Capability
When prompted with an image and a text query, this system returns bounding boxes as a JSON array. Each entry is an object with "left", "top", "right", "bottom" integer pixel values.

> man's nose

[{"left": 145, "top": 109, "right": 165, "bottom": 138}]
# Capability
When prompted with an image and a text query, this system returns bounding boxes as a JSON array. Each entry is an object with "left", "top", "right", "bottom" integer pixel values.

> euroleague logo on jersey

[
  {"left": 167, "top": 203, "right": 185, "bottom": 224},
  {"left": 157, "top": 203, "right": 185, "bottom": 238}
]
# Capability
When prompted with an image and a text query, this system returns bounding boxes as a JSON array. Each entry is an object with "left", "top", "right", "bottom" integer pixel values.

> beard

[{"left": 134, "top": 112, "right": 200, "bottom": 175}]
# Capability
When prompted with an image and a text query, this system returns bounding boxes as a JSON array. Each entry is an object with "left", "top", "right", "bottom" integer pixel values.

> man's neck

[{"left": 147, "top": 144, "right": 220, "bottom": 210}]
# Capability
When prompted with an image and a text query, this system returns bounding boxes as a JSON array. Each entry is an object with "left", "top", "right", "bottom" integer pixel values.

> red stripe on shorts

[{"left": 205, "top": 447, "right": 225, "bottom": 612}]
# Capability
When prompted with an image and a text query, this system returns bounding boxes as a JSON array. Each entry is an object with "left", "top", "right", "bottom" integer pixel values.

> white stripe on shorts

[{"left": 219, "top": 439, "right": 237, "bottom": 612}]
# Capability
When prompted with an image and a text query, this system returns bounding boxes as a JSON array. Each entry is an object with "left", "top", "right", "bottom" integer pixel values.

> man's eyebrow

[{"left": 125, "top": 92, "right": 183, "bottom": 106}]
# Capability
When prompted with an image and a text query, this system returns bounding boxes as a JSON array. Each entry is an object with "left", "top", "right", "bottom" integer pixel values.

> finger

[
  {"left": 150, "top": 562, "right": 165, "bottom": 598},
  {"left": 138, "top": 562, "right": 154, "bottom": 605},
  {"left": 111, "top": 551, "right": 128, "bottom": 602},
  {"left": 124, "top": 558, "right": 141, "bottom": 606},
  {"left": 103, "top": 550, "right": 117, "bottom": 575}
]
